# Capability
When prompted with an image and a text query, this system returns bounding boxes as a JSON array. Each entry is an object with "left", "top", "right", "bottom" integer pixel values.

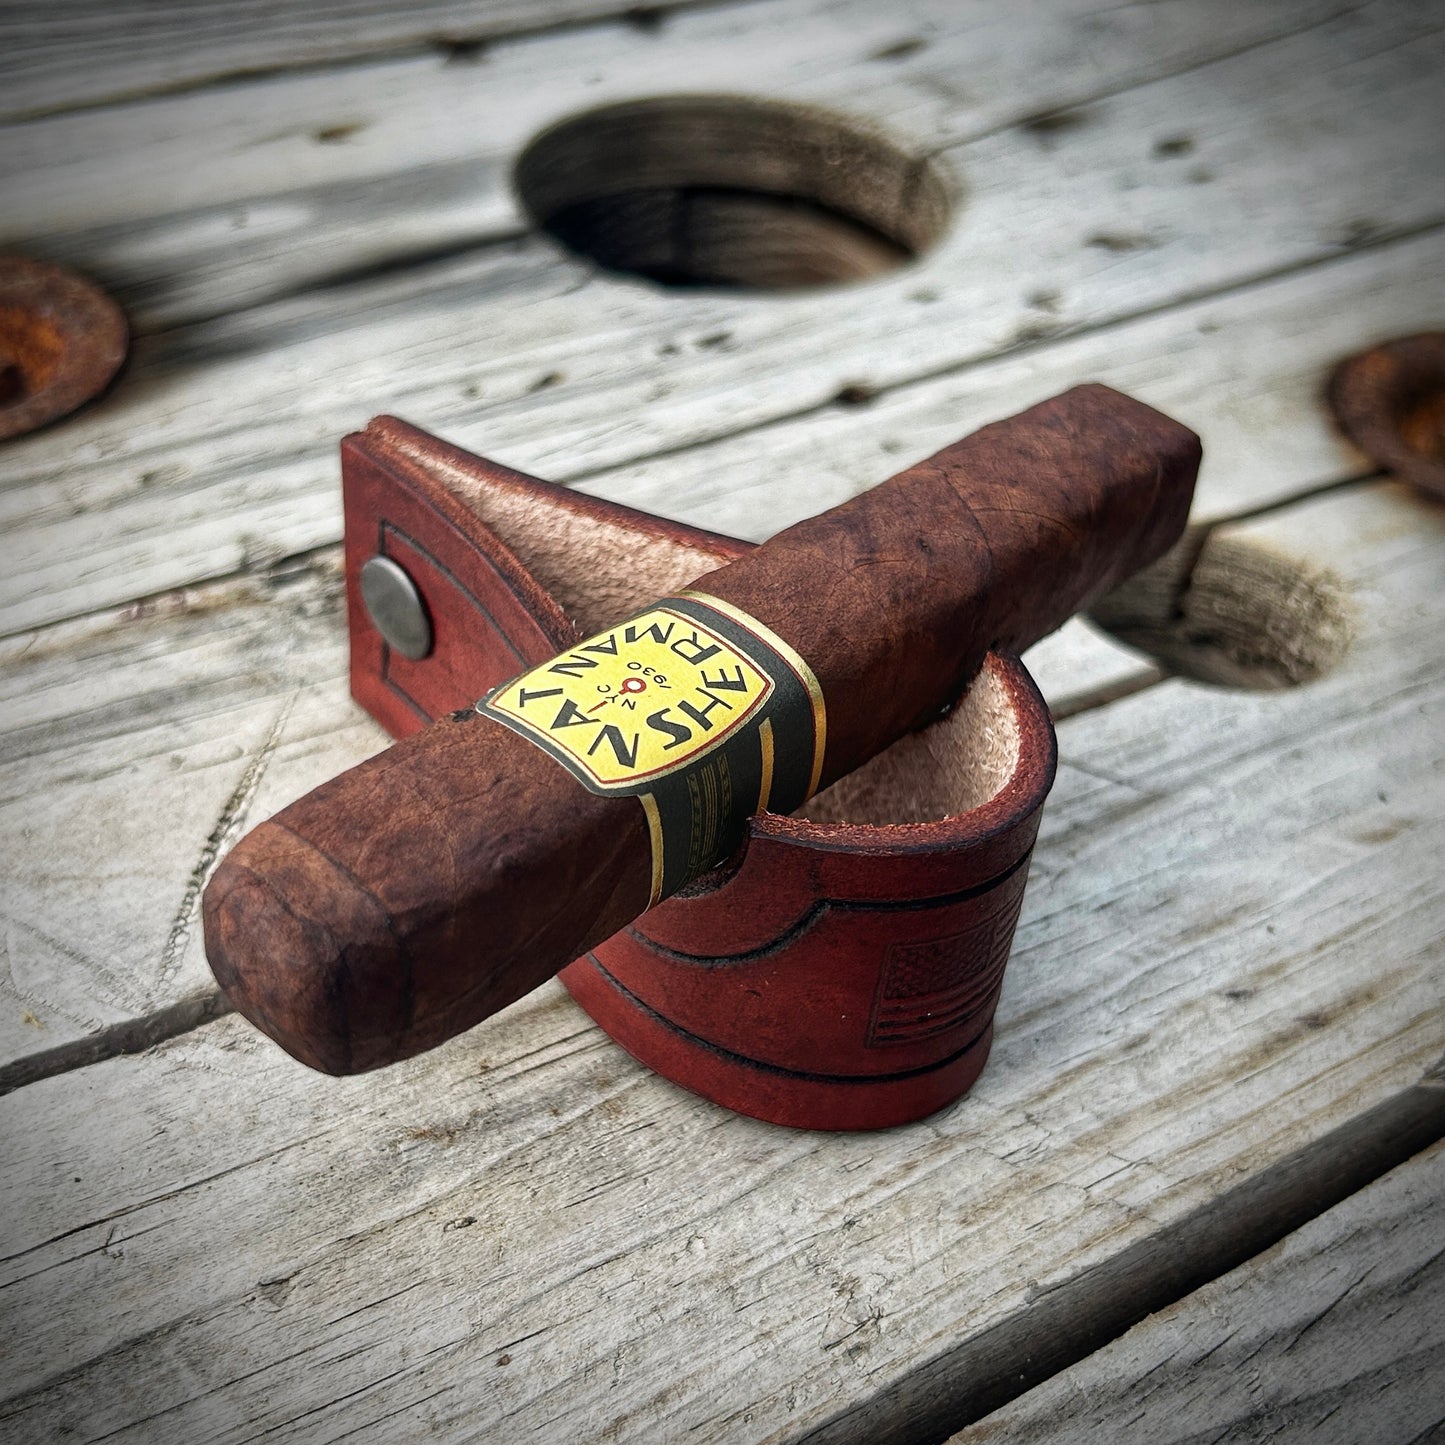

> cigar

[{"left": 202, "top": 384, "right": 1200, "bottom": 1074}]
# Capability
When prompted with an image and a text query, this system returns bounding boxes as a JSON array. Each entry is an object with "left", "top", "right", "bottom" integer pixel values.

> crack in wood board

[
  {"left": 4, "top": 222, "right": 1440, "bottom": 638},
  {"left": 0, "top": 987, "right": 231, "bottom": 1098},
  {"left": 817, "top": 1065, "right": 1445, "bottom": 1444},
  {"left": 947, "top": 1140, "right": 1445, "bottom": 1444},
  {"left": 155, "top": 689, "right": 296, "bottom": 989}
]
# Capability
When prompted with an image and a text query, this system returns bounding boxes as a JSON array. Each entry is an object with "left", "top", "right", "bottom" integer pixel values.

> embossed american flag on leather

[{"left": 865, "top": 881, "right": 1025, "bottom": 1047}]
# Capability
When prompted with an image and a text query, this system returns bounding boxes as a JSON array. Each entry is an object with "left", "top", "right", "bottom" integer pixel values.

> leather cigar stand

[{"left": 342, "top": 417, "right": 1058, "bottom": 1129}]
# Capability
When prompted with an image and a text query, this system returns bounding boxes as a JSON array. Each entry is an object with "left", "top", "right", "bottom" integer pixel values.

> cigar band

[{"left": 477, "top": 591, "right": 825, "bottom": 906}]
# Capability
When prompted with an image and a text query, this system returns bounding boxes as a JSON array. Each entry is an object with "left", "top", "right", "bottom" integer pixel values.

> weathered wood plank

[
  {"left": 950, "top": 1141, "right": 1445, "bottom": 1444},
  {"left": 0, "top": 557, "right": 382, "bottom": 1084},
  {"left": 3, "top": 0, "right": 1438, "bottom": 637},
  {"left": 7, "top": 0, "right": 1433, "bottom": 335},
  {"left": 0, "top": 225, "right": 1433, "bottom": 1079},
  {"left": 0, "top": 0, "right": 727, "bottom": 121},
  {"left": 0, "top": 224, "right": 1421, "bottom": 1081},
  {"left": 574, "top": 231, "right": 1445, "bottom": 539},
  {"left": 4, "top": 216, "right": 1440, "bottom": 643},
  {"left": 2, "top": 1, "right": 1438, "bottom": 1432},
  {"left": 2, "top": 0, "right": 1334, "bottom": 307},
  {"left": 0, "top": 481, "right": 1439, "bottom": 1442}
]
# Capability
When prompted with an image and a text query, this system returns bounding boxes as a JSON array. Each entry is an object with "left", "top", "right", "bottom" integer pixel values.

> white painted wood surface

[
  {"left": 952, "top": 1140, "right": 1445, "bottom": 1444},
  {"left": 3, "top": 0, "right": 1440, "bottom": 634},
  {"left": 0, "top": 234, "right": 1432, "bottom": 1081},
  {"left": 0, "top": 0, "right": 727, "bottom": 120},
  {"left": 1, "top": 483, "right": 1440, "bottom": 1440},
  {"left": 1, "top": 0, "right": 1442, "bottom": 1438}
]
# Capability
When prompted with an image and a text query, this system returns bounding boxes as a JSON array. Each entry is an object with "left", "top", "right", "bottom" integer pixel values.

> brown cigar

[{"left": 202, "top": 384, "right": 1200, "bottom": 1074}]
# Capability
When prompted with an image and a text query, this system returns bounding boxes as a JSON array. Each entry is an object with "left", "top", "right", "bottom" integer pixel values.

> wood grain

[
  {"left": 951, "top": 1140, "right": 1445, "bottom": 1444},
  {"left": 0, "top": 0, "right": 727, "bottom": 120},
  {"left": 2, "top": 0, "right": 1331, "bottom": 252},
  {"left": 0, "top": 0, "right": 1440, "bottom": 1430},
  {"left": 0, "top": 480, "right": 1439, "bottom": 1442},
  {"left": 2, "top": 0, "right": 1439, "bottom": 635},
  {"left": 0, "top": 224, "right": 1431, "bottom": 1085}
]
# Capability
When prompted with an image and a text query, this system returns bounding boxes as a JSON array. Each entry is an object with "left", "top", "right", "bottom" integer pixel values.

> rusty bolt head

[
  {"left": 0, "top": 255, "right": 129, "bottom": 443},
  {"left": 1327, "top": 332, "right": 1445, "bottom": 500}
]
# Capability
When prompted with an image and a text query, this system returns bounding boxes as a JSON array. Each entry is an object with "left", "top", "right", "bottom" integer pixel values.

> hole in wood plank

[
  {"left": 1087, "top": 525, "right": 1356, "bottom": 690},
  {"left": 513, "top": 96, "right": 953, "bottom": 290}
]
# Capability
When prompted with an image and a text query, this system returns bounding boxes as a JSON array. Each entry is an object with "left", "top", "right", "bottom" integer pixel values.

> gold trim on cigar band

[
  {"left": 677, "top": 591, "right": 827, "bottom": 801},
  {"left": 756, "top": 717, "right": 775, "bottom": 814},
  {"left": 477, "top": 591, "right": 826, "bottom": 907},
  {"left": 638, "top": 792, "right": 665, "bottom": 909}
]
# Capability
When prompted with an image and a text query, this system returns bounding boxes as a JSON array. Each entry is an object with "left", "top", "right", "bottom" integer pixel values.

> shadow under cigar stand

[{"left": 343, "top": 417, "right": 1057, "bottom": 1129}]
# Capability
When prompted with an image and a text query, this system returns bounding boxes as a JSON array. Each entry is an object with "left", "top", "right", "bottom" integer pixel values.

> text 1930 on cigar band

[{"left": 478, "top": 592, "right": 825, "bottom": 905}]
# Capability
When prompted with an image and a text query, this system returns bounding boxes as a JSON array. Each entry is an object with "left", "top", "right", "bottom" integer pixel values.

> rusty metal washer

[
  {"left": 1327, "top": 332, "right": 1445, "bottom": 500},
  {"left": 0, "top": 255, "right": 128, "bottom": 442}
]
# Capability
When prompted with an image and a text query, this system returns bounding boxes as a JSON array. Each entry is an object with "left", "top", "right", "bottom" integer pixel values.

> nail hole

[
  {"left": 1020, "top": 106, "right": 1092, "bottom": 141},
  {"left": 623, "top": 5, "right": 666, "bottom": 31},
  {"left": 871, "top": 37, "right": 927, "bottom": 62},
  {"left": 438, "top": 38, "right": 489, "bottom": 64},
  {"left": 313, "top": 121, "right": 366, "bottom": 144},
  {"left": 1087, "top": 525, "right": 1355, "bottom": 690},
  {"left": 0, "top": 358, "right": 24, "bottom": 404},
  {"left": 513, "top": 96, "right": 954, "bottom": 291}
]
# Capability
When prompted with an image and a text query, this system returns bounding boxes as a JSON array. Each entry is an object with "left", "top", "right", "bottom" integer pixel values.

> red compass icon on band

[{"left": 589, "top": 674, "right": 654, "bottom": 712}]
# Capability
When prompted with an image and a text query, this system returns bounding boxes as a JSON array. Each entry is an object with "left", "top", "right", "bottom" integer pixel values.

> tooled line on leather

[
  {"left": 627, "top": 849, "right": 1032, "bottom": 968},
  {"left": 373, "top": 511, "right": 542, "bottom": 666},
  {"left": 585, "top": 954, "right": 998, "bottom": 1085}
]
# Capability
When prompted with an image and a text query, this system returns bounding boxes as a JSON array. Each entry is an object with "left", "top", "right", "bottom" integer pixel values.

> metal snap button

[{"left": 360, "top": 555, "right": 433, "bottom": 660}]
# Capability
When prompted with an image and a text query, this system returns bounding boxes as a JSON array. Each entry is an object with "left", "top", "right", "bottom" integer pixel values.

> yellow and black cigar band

[{"left": 477, "top": 592, "right": 826, "bottom": 907}]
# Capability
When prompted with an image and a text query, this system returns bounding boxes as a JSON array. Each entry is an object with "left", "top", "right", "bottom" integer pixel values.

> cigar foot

[{"left": 203, "top": 825, "right": 414, "bottom": 1075}]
